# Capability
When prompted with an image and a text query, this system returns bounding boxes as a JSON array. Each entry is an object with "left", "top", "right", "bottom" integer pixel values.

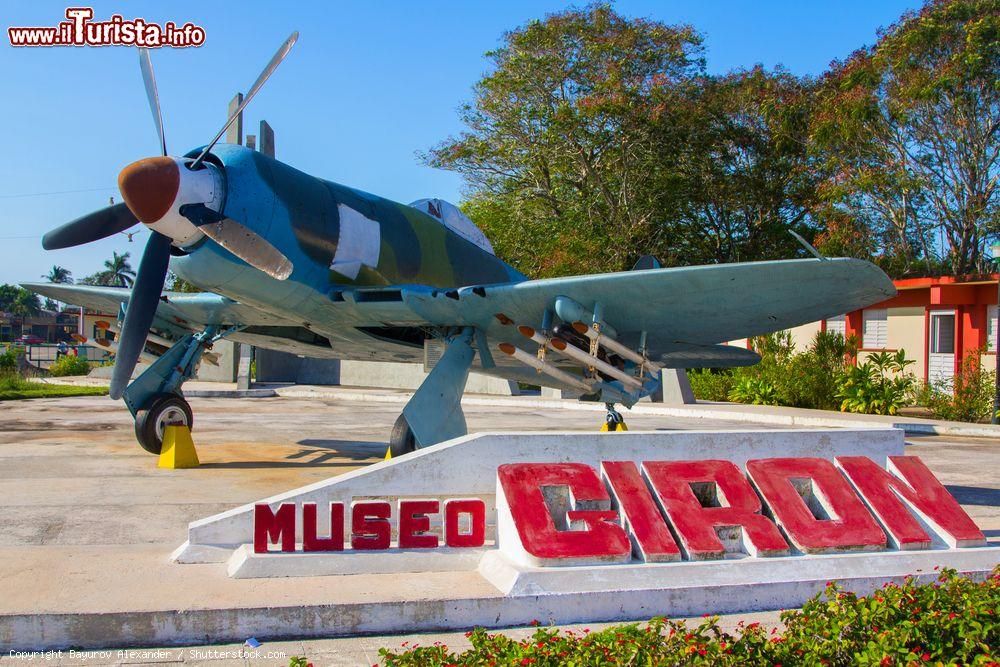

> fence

[{"left": 24, "top": 344, "right": 110, "bottom": 365}]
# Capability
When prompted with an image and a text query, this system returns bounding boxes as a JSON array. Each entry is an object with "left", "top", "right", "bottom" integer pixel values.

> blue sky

[{"left": 0, "top": 0, "right": 919, "bottom": 286}]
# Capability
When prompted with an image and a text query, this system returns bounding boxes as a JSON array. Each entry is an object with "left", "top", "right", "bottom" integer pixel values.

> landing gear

[
  {"left": 120, "top": 325, "right": 240, "bottom": 454},
  {"left": 388, "top": 414, "right": 417, "bottom": 457},
  {"left": 601, "top": 403, "right": 628, "bottom": 432},
  {"left": 134, "top": 393, "right": 193, "bottom": 454}
]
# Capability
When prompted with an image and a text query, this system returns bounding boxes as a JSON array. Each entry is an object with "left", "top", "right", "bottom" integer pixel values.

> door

[{"left": 927, "top": 310, "right": 956, "bottom": 389}]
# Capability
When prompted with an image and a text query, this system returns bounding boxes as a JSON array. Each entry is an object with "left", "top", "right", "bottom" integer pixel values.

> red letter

[
  {"left": 837, "top": 456, "right": 985, "bottom": 549},
  {"left": 747, "top": 457, "right": 886, "bottom": 554},
  {"left": 497, "top": 463, "right": 630, "bottom": 565},
  {"left": 254, "top": 503, "right": 295, "bottom": 553},
  {"left": 351, "top": 501, "right": 391, "bottom": 550},
  {"left": 601, "top": 461, "right": 680, "bottom": 562},
  {"left": 444, "top": 498, "right": 486, "bottom": 548},
  {"left": 643, "top": 460, "right": 789, "bottom": 559},
  {"left": 302, "top": 502, "right": 344, "bottom": 552},
  {"left": 399, "top": 500, "right": 440, "bottom": 549}
]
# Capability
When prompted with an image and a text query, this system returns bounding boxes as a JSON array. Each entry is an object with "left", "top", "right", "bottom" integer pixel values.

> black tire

[
  {"left": 388, "top": 413, "right": 417, "bottom": 457},
  {"left": 134, "top": 393, "right": 193, "bottom": 455}
]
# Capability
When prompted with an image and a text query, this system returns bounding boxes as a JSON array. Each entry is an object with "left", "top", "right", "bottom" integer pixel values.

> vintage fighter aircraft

[{"left": 25, "top": 33, "right": 896, "bottom": 455}]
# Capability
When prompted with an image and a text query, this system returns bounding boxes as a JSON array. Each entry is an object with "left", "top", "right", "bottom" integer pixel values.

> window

[
  {"left": 988, "top": 305, "right": 998, "bottom": 353},
  {"left": 825, "top": 315, "right": 846, "bottom": 337},
  {"left": 862, "top": 309, "right": 887, "bottom": 349},
  {"left": 930, "top": 313, "right": 955, "bottom": 354}
]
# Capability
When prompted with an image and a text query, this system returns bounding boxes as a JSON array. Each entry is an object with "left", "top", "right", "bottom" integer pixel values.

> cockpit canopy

[{"left": 409, "top": 198, "right": 495, "bottom": 255}]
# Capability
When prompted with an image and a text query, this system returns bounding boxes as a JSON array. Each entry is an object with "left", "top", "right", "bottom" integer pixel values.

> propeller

[
  {"left": 43, "top": 32, "right": 299, "bottom": 401},
  {"left": 41, "top": 202, "right": 139, "bottom": 250},
  {"left": 139, "top": 48, "right": 167, "bottom": 157},
  {"left": 191, "top": 31, "right": 299, "bottom": 169},
  {"left": 180, "top": 203, "right": 293, "bottom": 280},
  {"left": 109, "top": 231, "right": 172, "bottom": 399}
]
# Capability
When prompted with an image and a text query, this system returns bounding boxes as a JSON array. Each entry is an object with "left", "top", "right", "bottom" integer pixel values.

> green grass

[{"left": 0, "top": 374, "right": 108, "bottom": 400}]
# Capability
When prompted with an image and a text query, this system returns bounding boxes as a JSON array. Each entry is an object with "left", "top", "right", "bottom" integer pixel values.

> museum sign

[{"left": 252, "top": 455, "right": 985, "bottom": 565}]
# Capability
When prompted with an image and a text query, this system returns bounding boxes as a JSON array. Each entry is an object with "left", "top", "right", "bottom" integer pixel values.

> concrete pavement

[{"left": 0, "top": 389, "right": 996, "bottom": 662}]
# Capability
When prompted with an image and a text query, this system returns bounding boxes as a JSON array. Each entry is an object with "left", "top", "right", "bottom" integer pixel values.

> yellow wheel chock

[{"left": 158, "top": 423, "right": 200, "bottom": 469}]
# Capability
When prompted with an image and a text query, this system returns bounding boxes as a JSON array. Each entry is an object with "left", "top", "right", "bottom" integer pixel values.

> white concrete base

[
  {"left": 478, "top": 546, "right": 1000, "bottom": 596},
  {"left": 176, "top": 428, "right": 904, "bottom": 563},
  {"left": 227, "top": 544, "right": 489, "bottom": 578},
  {"left": 8, "top": 547, "right": 997, "bottom": 651}
]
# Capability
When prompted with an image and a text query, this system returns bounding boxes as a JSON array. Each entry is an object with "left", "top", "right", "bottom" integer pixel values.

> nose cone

[{"left": 117, "top": 157, "right": 179, "bottom": 223}]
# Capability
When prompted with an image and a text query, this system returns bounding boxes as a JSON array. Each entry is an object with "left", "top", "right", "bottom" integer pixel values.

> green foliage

[
  {"left": 48, "top": 354, "right": 92, "bottom": 377},
  {"left": 687, "top": 369, "right": 735, "bottom": 402},
  {"left": 0, "top": 284, "right": 42, "bottom": 319},
  {"left": 0, "top": 374, "right": 107, "bottom": 400},
  {"left": 370, "top": 568, "right": 999, "bottom": 667},
  {"left": 43, "top": 265, "right": 73, "bottom": 284},
  {"left": 728, "top": 376, "right": 779, "bottom": 405},
  {"left": 80, "top": 251, "right": 135, "bottom": 287},
  {"left": 691, "top": 331, "right": 857, "bottom": 411},
  {"left": 835, "top": 350, "right": 916, "bottom": 415},
  {"left": 0, "top": 347, "right": 19, "bottom": 373},
  {"left": 916, "top": 353, "right": 998, "bottom": 422},
  {"left": 812, "top": 0, "right": 1000, "bottom": 276},
  {"left": 166, "top": 271, "right": 201, "bottom": 293},
  {"left": 429, "top": 0, "right": 998, "bottom": 279}
]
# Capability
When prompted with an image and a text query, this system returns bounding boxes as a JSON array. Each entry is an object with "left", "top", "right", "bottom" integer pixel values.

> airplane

[{"left": 24, "top": 33, "right": 897, "bottom": 456}]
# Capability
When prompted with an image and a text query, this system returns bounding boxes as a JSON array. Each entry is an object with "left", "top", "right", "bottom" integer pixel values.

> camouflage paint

[{"left": 172, "top": 144, "right": 523, "bottom": 301}]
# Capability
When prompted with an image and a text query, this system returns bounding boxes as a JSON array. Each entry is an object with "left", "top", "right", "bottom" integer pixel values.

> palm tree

[
  {"left": 92, "top": 252, "right": 136, "bottom": 287},
  {"left": 43, "top": 265, "right": 73, "bottom": 284}
]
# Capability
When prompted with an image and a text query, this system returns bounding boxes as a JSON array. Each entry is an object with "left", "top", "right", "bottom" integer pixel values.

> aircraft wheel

[
  {"left": 388, "top": 414, "right": 417, "bottom": 457},
  {"left": 134, "top": 393, "right": 193, "bottom": 455}
]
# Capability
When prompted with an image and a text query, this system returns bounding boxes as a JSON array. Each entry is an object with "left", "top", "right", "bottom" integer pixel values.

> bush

[
  {"left": 0, "top": 348, "right": 17, "bottom": 374},
  {"left": 366, "top": 568, "right": 999, "bottom": 666},
  {"left": 48, "top": 354, "right": 91, "bottom": 377},
  {"left": 687, "top": 369, "right": 735, "bottom": 402},
  {"left": 690, "top": 331, "right": 856, "bottom": 411},
  {"left": 917, "top": 353, "right": 998, "bottom": 423},
  {"left": 728, "top": 376, "right": 780, "bottom": 405},
  {"left": 836, "top": 350, "right": 916, "bottom": 416}
]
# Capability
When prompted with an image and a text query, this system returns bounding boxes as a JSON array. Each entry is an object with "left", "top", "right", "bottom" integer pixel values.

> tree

[
  {"left": 424, "top": 4, "right": 706, "bottom": 277},
  {"left": 0, "top": 284, "right": 41, "bottom": 336},
  {"left": 81, "top": 251, "right": 136, "bottom": 287},
  {"left": 166, "top": 272, "right": 201, "bottom": 293},
  {"left": 43, "top": 266, "right": 73, "bottom": 284},
  {"left": 656, "top": 67, "right": 822, "bottom": 266},
  {"left": 812, "top": 0, "right": 1000, "bottom": 276}
]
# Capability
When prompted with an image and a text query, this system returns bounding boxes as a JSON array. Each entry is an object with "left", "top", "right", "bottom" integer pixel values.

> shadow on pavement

[{"left": 945, "top": 485, "right": 1000, "bottom": 507}]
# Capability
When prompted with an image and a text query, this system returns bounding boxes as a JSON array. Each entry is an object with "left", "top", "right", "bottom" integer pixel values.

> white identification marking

[{"left": 330, "top": 204, "right": 382, "bottom": 279}]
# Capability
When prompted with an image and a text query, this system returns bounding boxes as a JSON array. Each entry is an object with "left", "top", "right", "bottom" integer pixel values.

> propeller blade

[
  {"left": 109, "top": 231, "right": 172, "bottom": 399},
  {"left": 181, "top": 204, "right": 293, "bottom": 280},
  {"left": 139, "top": 48, "right": 167, "bottom": 156},
  {"left": 190, "top": 31, "right": 298, "bottom": 168},
  {"left": 42, "top": 202, "right": 139, "bottom": 250}
]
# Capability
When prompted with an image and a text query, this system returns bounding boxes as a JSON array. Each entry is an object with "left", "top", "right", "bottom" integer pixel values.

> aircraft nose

[{"left": 117, "top": 156, "right": 180, "bottom": 224}]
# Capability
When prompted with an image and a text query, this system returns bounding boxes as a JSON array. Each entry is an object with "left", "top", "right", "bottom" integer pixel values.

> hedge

[{"left": 354, "top": 567, "right": 999, "bottom": 666}]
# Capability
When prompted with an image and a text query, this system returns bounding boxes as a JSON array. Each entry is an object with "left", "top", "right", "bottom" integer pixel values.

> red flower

[
  {"left": 530, "top": 619, "right": 540, "bottom": 626},
  {"left": 880, "top": 658, "right": 891, "bottom": 666},
  {"left": 921, "top": 653, "right": 931, "bottom": 662}
]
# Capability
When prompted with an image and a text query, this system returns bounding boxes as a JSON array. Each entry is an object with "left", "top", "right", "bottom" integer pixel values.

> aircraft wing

[
  {"left": 21, "top": 283, "right": 297, "bottom": 331},
  {"left": 391, "top": 257, "right": 895, "bottom": 364}
]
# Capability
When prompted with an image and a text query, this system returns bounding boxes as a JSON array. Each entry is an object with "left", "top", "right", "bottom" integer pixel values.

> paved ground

[{"left": 0, "top": 391, "right": 997, "bottom": 665}]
